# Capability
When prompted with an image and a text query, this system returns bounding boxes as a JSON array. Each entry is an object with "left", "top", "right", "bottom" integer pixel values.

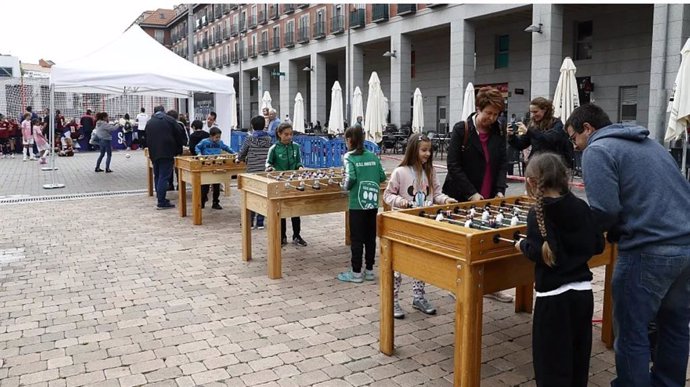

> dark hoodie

[
  {"left": 237, "top": 130, "right": 273, "bottom": 172},
  {"left": 520, "top": 192, "right": 605, "bottom": 292},
  {"left": 582, "top": 124, "right": 690, "bottom": 251}
]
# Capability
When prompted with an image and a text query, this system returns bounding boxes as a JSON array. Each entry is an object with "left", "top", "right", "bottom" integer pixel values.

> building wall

[
  {"left": 0, "top": 55, "right": 21, "bottom": 78},
  {"left": 411, "top": 31, "right": 451, "bottom": 132}
]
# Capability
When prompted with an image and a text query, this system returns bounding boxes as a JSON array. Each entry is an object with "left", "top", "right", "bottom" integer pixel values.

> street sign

[{"left": 271, "top": 71, "right": 285, "bottom": 78}]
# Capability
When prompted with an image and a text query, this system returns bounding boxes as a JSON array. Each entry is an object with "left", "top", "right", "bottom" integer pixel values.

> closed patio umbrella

[
  {"left": 461, "top": 82, "right": 475, "bottom": 122},
  {"left": 365, "top": 72, "right": 385, "bottom": 143},
  {"left": 665, "top": 38, "right": 690, "bottom": 175},
  {"left": 261, "top": 90, "right": 272, "bottom": 110},
  {"left": 351, "top": 86, "right": 364, "bottom": 125},
  {"left": 328, "top": 81, "right": 344, "bottom": 134},
  {"left": 552, "top": 57, "right": 580, "bottom": 120},
  {"left": 293, "top": 92, "right": 305, "bottom": 133},
  {"left": 412, "top": 88, "right": 424, "bottom": 134}
]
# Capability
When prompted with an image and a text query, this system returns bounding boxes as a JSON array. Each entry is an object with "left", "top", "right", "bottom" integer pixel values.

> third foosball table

[
  {"left": 377, "top": 195, "right": 616, "bottom": 387},
  {"left": 238, "top": 168, "right": 388, "bottom": 279}
]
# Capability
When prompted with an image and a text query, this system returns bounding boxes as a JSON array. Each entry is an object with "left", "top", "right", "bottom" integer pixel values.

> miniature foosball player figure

[
  {"left": 336, "top": 126, "right": 387, "bottom": 284},
  {"left": 266, "top": 122, "right": 308, "bottom": 246},
  {"left": 383, "top": 133, "right": 457, "bottom": 319},
  {"left": 195, "top": 127, "right": 234, "bottom": 209}
]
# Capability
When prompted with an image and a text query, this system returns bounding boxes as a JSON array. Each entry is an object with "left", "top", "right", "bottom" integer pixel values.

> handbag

[{"left": 89, "top": 131, "right": 100, "bottom": 146}]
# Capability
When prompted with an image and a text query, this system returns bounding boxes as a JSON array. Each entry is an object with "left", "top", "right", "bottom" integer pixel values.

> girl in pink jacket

[{"left": 383, "top": 133, "right": 457, "bottom": 319}]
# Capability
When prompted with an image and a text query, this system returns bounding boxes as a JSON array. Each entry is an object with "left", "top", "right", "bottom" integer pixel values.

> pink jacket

[
  {"left": 21, "top": 120, "right": 32, "bottom": 140},
  {"left": 383, "top": 166, "right": 451, "bottom": 208}
]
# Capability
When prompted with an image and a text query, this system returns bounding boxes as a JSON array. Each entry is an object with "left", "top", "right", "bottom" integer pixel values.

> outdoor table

[
  {"left": 238, "top": 169, "right": 388, "bottom": 279},
  {"left": 174, "top": 154, "right": 246, "bottom": 225},
  {"left": 377, "top": 196, "right": 616, "bottom": 387}
]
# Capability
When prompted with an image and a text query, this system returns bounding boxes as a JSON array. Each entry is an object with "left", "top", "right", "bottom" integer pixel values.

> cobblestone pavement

[{"left": 0, "top": 150, "right": 686, "bottom": 386}]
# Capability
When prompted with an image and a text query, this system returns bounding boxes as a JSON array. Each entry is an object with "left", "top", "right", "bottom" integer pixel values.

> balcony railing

[
  {"left": 231, "top": 51, "right": 239, "bottom": 64},
  {"left": 258, "top": 10, "right": 266, "bottom": 24},
  {"left": 259, "top": 39, "right": 269, "bottom": 55},
  {"left": 231, "top": 24, "right": 238, "bottom": 36},
  {"left": 271, "top": 36, "right": 281, "bottom": 51},
  {"left": 297, "top": 26, "right": 309, "bottom": 43},
  {"left": 223, "top": 54, "right": 229, "bottom": 66},
  {"left": 239, "top": 18, "right": 247, "bottom": 33},
  {"left": 313, "top": 21, "right": 326, "bottom": 39},
  {"left": 350, "top": 9, "right": 365, "bottom": 28},
  {"left": 283, "top": 4, "right": 295, "bottom": 14},
  {"left": 269, "top": 5, "right": 280, "bottom": 20},
  {"left": 248, "top": 44, "right": 256, "bottom": 58},
  {"left": 229, "top": 4, "right": 238, "bottom": 10},
  {"left": 222, "top": 28, "right": 229, "bottom": 40},
  {"left": 202, "top": 38, "right": 208, "bottom": 49},
  {"left": 284, "top": 31, "right": 295, "bottom": 47},
  {"left": 298, "top": 3, "right": 309, "bottom": 9},
  {"left": 249, "top": 15, "right": 257, "bottom": 29},
  {"left": 209, "top": 57, "right": 215, "bottom": 69},
  {"left": 222, "top": 4, "right": 230, "bottom": 14},
  {"left": 331, "top": 16, "right": 345, "bottom": 34},
  {"left": 396, "top": 4, "right": 416, "bottom": 15},
  {"left": 372, "top": 4, "right": 389, "bottom": 22},
  {"left": 214, "top": 5, "right": 222, "bottom": 19},
  {"left": 240, "top": 47, "right": 248, "bottom": 61}
]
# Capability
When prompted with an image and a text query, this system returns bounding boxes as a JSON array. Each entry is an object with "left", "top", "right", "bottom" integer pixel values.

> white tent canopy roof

[{"left": 50, "top": 25, "right": 234, "bottom": 98}]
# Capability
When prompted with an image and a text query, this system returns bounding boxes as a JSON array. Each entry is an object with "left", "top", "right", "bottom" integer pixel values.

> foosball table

[
  {"left": 144, "top": 147, "right": 191, "bottom": 197},
  {"left": 175, "top": 154, "right": 246, "bottom": 225},
  {"left": 377, "top": 195, "right": 616, "bottom": 387},
  {"left": 238, "top": 168, "right": 388, "bottom": 279}
]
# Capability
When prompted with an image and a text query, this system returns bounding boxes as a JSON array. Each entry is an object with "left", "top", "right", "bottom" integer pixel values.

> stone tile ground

[{"left": 0, "top": 150, "right": 686, "bottom": 386}]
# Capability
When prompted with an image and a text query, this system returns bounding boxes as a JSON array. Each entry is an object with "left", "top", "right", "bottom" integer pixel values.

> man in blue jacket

[{"left": 565, "top": 103, "right": 690, "bottom": 387}]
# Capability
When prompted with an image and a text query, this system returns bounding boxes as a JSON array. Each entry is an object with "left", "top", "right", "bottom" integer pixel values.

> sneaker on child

[
  {"left": 412, "top": 297, "right": 437, "bottom": 315},
  {"left": 292, "top": 236, "right": 308, "bottom": 246}
]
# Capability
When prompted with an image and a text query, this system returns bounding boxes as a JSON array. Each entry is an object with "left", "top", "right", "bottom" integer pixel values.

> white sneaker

[
  {"left": 484, "top": 291, "right": 514, "bottom": 303},
  {"left": 10, "top": 154, "right": 15, "bottom": 158}
]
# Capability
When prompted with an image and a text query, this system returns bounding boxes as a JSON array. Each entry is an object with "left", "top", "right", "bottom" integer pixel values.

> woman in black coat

[
  {"left": 508, "top": 97, "right": 574, "bottom": 168},
  {"left": 442, "top": 87, "right": 508, "bottom": 202}
]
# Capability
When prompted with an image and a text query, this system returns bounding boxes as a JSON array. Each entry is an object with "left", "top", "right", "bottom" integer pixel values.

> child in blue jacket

[{"left": 195, "top": 127, "right": 234, "bottom": 209}]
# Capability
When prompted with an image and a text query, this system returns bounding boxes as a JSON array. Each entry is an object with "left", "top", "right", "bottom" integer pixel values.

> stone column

[
  {"left": 449, "top": 17, "right": 475, "bottom": 126},
  {"left": 310, "top": 52, "right": 327, "bottom": 125},
  {"left": 529, "top": 4, "right": 564, "bottom": 100},
  {"left": 349, "top": 44, "right": 364, "bottom": 121},
  {"left": 258, "top": 65, "right": 272, "bottom": 108},
  {"left": 240, "top": 69, "right": 251, "bottom": 129},
  {"left": 280, "top": 59, "right": 298, "bottom": 121},
  {"left": 648, "top": 4, "right": 690, "bottom": 141},
  {"left": 390, "top": 32, "right": 412, "bottom": 127}
]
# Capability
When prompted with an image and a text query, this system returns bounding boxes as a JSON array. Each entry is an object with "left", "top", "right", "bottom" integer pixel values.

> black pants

[
  {"left": 533, "top": 289, "right": 593, "bottom": 387},
  {"left": 280, "top": 217, "right": 301, "bottom": 240},
  {"left": 349, "top": 209, "right": 378, "bottom": 273},
  {"left": 201, "top": 184, "right": 220, "bottom": 204}
]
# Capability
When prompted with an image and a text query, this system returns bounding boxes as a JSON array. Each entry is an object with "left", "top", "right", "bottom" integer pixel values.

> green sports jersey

[{"left": 343, "top": 150, "right": 387, "bottom": 210}]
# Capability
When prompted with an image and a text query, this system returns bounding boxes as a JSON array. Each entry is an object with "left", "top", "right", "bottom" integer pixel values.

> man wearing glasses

[{"left": 565, "top": 103, "right": 690, "bottom": 387}]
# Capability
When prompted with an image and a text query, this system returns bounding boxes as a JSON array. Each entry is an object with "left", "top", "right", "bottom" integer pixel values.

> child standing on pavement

[
  {"left": 337, "top": 126, "right": 387, "bottom": 283},
  {"left": 33, "top": 118, "right": 50, "bottom": 164},
  {"left": 194, "top": 126, "right": 234, "bottom": 210},
  {"left": 516, "top": 152, "right": 604, "bottom": 387},
  {"left": 383, "top": 133, "right": 457, "bottom": 317},
  {"left": 237, "top": 115, "right": 273, "bottom": 229},
  {"left": 21, "top": 113, "right": 35, "bottom": 161},
  {"left": 265, "top": 122, "right": 308, "bottom": 246}
]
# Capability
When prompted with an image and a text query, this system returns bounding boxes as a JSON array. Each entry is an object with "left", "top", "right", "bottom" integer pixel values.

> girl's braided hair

[{"left": 525, "top": 152, "right": 570, "bottom": 267}]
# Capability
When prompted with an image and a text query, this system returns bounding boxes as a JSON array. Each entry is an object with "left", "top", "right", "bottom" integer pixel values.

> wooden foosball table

[
  {"left": 377, "top": 196, "right": 616, "bottom": 387},
  {"left": 174, "top": 154, "right": 246, "bottom": 225},
  {"left": 145, "top": 147, "right": 191, "bottom": 197},
  {"left": 239, "top": 168, "right": 388, "bottom": 279}
]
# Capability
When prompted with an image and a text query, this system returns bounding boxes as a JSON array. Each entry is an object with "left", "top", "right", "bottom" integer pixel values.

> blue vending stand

[{"left": 111, "top": 128, "right": 126, "bottom": 150}]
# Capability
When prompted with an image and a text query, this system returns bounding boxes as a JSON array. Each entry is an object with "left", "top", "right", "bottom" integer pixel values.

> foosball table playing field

[
  {"left": 238, "top": 168, "right": 388, "bottom": 279},
  {"left": 377, "top": 195, "right": 616, "bottom": 387},
  {"left": 174, "top": 154, "right": 246, "bottom": 225}
]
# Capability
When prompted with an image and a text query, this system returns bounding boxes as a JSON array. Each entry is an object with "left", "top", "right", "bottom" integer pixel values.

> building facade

[{"left": 152, "top": 3, "right": 690, "bottom": 140}]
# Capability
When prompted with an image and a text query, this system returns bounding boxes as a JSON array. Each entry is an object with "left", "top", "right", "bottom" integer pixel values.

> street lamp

[{"left": 238, "top": 32, "right": 245, "bottom": 130}]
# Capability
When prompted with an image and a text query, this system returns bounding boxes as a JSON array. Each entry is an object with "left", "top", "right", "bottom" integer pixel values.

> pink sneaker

[{"left": 39, "top": 158, "right": 47, "bottom": 165}]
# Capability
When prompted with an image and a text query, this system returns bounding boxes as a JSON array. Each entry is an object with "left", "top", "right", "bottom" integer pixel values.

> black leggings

[
  {"left": 280, "top": 217, "right": 301, "bottom": 240},
  {"left": 349, "top": 209, "right": 378, "bottom": 273}
]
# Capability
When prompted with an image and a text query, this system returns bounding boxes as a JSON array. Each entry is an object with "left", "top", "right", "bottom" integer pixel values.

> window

[
  {"left": 619, "top": 86, "right": 638, "bottom": 123},
  {"left": 575, "top": 21, "right": 593, "bottom": 60},
  {"left": 154, "top": 30, "right": 165, "bottom": 43},
  {"left": 0, "top": 67, "right": 13, "bottom": 77},
  {"left": 495, "top": 35, "right": 509, "bottom": 69}
]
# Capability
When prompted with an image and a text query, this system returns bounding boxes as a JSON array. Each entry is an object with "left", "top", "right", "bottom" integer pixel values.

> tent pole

[
  {"left": 43, "top": 84, "right": 65, "bottom": 190},
  {"left": 683, "top": 128, "right": 688, "bottom": 179}
]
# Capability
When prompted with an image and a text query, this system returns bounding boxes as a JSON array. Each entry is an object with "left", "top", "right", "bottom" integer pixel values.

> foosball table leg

[
  {"left": 514, "top": 284, "right": 534, "bottom": 314},
  {"left": 379, "top": 239, "right": 394, "bottom": 356},
  {"left": 241, "top": 191, "right": 252, "bottom": 262},
  {"left": 147, "top": 163, "right": 153, "bottom": 197},
  {"left": 267, "top": 201, "right": 282, "bottom": 279},
  {"left": 179, "top": 179, "right": 187, "bottom": 218},
  {"left": 192, "top": 172, "right": 202, "bottom": 225}
]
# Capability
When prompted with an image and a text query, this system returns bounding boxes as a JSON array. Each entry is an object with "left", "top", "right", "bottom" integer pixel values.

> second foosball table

[
  {"left": 175, "top": 154, "right": 246, "bottom": 225},
  {"left": 238, "top": 168, "right": 387, "bottom": 279},
  {"left": 377, "top": 195, "right": 616, "bottom": 387}
]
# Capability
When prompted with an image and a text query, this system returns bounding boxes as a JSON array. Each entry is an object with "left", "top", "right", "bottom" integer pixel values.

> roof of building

[{"left": 139, "top": 9, "right": 176, "bottom": 27}]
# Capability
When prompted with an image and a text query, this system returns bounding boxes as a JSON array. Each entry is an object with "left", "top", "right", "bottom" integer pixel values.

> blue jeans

[
  {"left": 611, "top": 244, "right": 690, "bottom": 387},
  {"left": 152, "top": 158, "right": 174, "bottom": 206},
  {"left": 96, "top": 139, "right": 112, "bottom": 170}
]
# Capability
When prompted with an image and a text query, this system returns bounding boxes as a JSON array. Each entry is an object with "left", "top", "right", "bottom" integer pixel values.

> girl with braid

[{"left": 515, "top": 152, "right": 604, "bottom": 387}]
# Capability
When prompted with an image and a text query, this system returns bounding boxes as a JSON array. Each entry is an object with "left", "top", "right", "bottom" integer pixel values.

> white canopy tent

[{"left": 47, "top": 25, "right": 235, "bottom": 188}]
